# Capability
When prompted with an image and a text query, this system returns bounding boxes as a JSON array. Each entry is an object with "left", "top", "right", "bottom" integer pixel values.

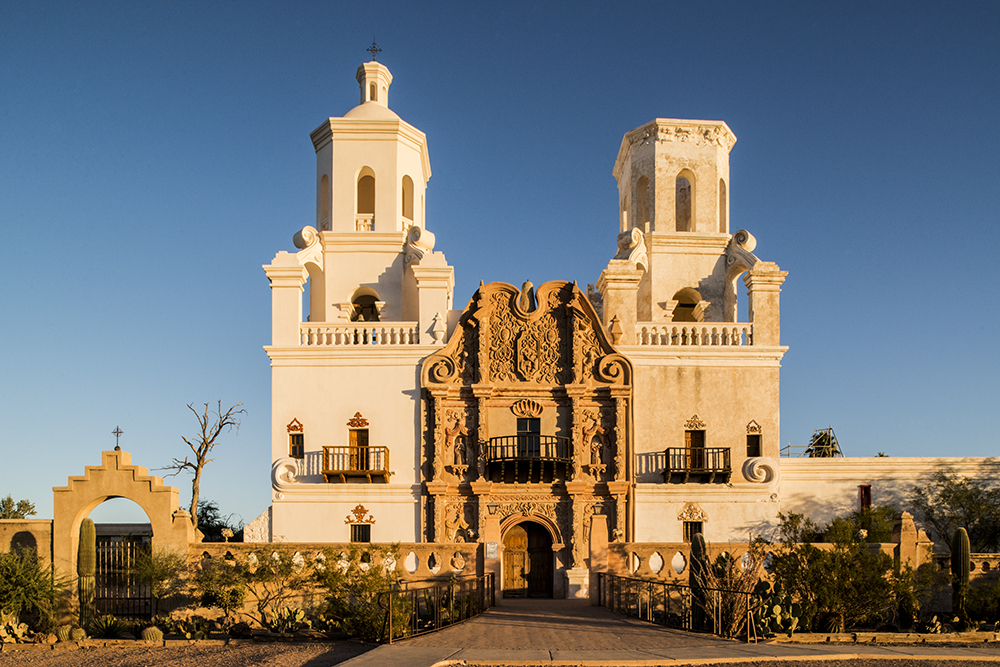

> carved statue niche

[
  {"left": 582, "top": 408, "right": 608, "bottom": 477},
  {"left": 445, "top": 409, "right": 471, "bottom": 480},
  {"left": 445, "top": 504, "right": 471, "bottom": 542}
]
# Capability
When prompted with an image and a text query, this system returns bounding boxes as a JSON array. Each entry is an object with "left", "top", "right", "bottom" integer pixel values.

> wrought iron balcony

[
  {"left": 485, "top": 435, "right": 571, "bottom": 484},
  {"left": 664, "top": 447, "right": 731, "bottom": 484},
  {"left": 323, "top": 445, "right": 390, "bottom": 483}
]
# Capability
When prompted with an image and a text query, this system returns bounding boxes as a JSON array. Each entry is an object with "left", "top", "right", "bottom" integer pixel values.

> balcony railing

[
  {"left": 485, "top": 435, "right": 571, "bottom": 484},
  {"left": 664, "top": 447, "right": 731, "bottom": 484},
  {"left": 634, "top": 323, "right": 752, "bottom": 347},
  {"left": 355, "top": 213, "right": 374, "bottom": 231},
  {"left": 300, "top": 322, "right": 419, "bottom": 346},
  {"left": 323, "top": 445, "right": 390, "bottom": 483}
]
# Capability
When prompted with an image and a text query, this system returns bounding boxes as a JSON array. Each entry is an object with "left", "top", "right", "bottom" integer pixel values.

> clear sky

[{"left": 2, "top": 2, "right": 998, "bottom": 525}]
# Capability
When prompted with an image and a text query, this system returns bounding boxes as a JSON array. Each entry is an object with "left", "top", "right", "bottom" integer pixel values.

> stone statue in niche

[
  {"left": 445, "top": 505, "right": 470, "bottom": 542},
  {"left": 583, "top": 409, "right": 607, "bottom": 477},
  {"left": 445, "top": 410, "right": 470, "bottom": 478}
]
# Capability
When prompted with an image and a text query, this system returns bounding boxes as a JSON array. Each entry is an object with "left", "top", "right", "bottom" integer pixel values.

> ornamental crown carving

[
  {"left": 684, "top": 414, "right": 706, "bottom": 430},
  {"left": 347, "top": 412, "right": 369, "bottom": 428},
  {"left": 286, "top": 418, "right": 303, "bottom": 433},
  {"left": 677, "top": 502, "right": 708, "bottom": 522},
  {"left": 344, "top": 504, "right": 376, "bottom": 525},
  {"left": 747, "top": 420, "right": 762, "bottom": 435},
  {"left": 511, "top": 399, "right": 543, "bottom": 418},
  {"left": 420, "top": 280, "right": 632, "bottom": 390}
]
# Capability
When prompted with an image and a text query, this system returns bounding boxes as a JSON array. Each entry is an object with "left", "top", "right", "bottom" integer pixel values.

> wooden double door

[{"left": 502, "top": 522, "right": 553, "bottom": 598}]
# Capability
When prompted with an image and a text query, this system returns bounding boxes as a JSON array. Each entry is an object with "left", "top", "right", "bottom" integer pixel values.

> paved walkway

[{"left": 339, "top": 598, "right": 1000, "bottom": 667}]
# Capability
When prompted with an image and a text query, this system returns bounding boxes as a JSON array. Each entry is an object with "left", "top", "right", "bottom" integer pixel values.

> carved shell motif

[{"left": 510, "top": 399, "right": 543, "bottom": 418}]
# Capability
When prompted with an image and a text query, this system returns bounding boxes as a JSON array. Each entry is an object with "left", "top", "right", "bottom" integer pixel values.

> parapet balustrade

[
  {"left": 355, "top": 213, "right": 375, "bottom": 231},
  {"left": 633, "top": 323, "right": 752, "bottom": 346},
  {"left": 299, "top": 322, "right": 419, "bottom": 346}
]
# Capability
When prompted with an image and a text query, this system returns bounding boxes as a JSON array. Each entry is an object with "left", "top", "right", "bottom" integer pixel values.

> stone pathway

[{"left": 339, "top": 598, "right": 1000, "bottom": 667}]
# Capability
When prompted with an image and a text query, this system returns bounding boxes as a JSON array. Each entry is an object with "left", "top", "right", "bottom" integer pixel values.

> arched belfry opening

[
  {"left": 502, "top": 520, "right": 554, "bottom": 598},
  {"left": 356, "top": 169, "right": 375, "bottom": 231},
  {"left": 401, "top": 175, "right": 414, "bottom": 224},
  {"left": 671, "top": 287, "right": 703, "bottom": 322},
  {"left": 350, "top": 287, "right": 381, "bottom": 322},
  {"left": 676, "top": 171, "right": 694, "bottom": 232}
]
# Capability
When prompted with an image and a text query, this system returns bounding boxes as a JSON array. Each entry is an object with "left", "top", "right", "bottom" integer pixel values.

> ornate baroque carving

[
  {"left": 677, "top": 502, "right": 708, "bottom": 523},
  {"left": 345, "top": 504, "right": 376, "bottom": 525},
  {"left": 510, "top": 399, "right": 543, "bottom": 418},
  {"left": 286, "top": 418, "right": 303, "bottom": 434},
  {"left": 684, "top": 414, "right": 706, "bottom": 430},
  {"left": 747, "top": 420, "right": 762, "bottom": 435},
  {"left": 347, "top": 412, "right": 369, "bottom": 428}
]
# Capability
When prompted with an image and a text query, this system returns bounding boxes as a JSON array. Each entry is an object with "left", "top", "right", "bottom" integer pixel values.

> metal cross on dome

[
  {"left": 366, "top": 40, "right": 381, "bottom": 61},
  {"left": 112, "top": 426, "right": 123, "bottom": 451}
]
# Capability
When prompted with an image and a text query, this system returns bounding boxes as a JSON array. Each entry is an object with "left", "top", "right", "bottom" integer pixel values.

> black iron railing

[
  {"left": 485, "top": 435, "right": 572, "bottom": 483},
  {"left": 380, "top": 573, "right": 495, "bottom": 643},
  {"left": 596, "top": 572, "right": 760, "bottom": 642},
  {"left": 664, "top": 447, "right": 732, "bottom": 483}
]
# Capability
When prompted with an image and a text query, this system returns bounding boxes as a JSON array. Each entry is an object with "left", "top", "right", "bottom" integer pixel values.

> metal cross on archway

[
  {"left": 367, "top": 40, "right": 381, "bottom": 61},
  {"left": 112, "top": 426, "right": 123, "bottom": 451}
]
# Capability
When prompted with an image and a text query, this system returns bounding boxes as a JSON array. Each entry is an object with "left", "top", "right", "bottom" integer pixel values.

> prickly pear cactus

[
  {"left": 952, "top": 527, "right": 971, "bottom": 620},
  {"left": 78, "top": 518, "right": 97, "bottom": 630},
  {"left": 750, "top": 581, "right": 801, "bottom": 638}
]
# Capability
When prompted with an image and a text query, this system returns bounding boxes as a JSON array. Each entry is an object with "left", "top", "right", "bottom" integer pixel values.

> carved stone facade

[{"left": 421, "top": 280, "right": 633, "bottom": 588}]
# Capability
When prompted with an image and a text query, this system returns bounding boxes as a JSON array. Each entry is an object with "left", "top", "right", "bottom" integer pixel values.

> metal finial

[
  {"left": 366, "top": 40, "right": 382, "bottom": 61},
  {"left": 112, "top": 426, "right": 123, "bottom": 451}
]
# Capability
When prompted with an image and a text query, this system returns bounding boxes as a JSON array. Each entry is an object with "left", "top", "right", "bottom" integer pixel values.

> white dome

[{"left": 343, "top": 101, "right": 400, "bottom": 120}]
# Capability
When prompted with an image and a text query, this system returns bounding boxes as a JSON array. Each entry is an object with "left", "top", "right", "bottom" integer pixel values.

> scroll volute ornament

[
  {"left": 347, "top": 412, "right": 369, "bottom": 428},
  {"left": 286, "top": 418, "right": 303, "bottom": 434}
]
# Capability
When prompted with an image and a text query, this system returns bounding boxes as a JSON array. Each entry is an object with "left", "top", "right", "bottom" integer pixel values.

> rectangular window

[
  {"left": 683, "top": 521, "right": 703, "bottom": 543},
  {"left": 349, "top": 429, "right": 370, "bottom": 471},
  {"left": 516, "top": 418, "right": 540, "bottom": 457},
  {"left": 350, "top": 524, "right": 371, "bottom": 543},
  {"left": 746, "top": 434, "right": 761, "bottom": 458},
  {"left": 289, "top": 433, "right": 304, "bottom": 458},
  {"left": 858, "top": 484, "right": 872, "bottom": 511}
]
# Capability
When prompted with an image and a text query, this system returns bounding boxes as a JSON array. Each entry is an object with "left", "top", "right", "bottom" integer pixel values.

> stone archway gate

[{"left": 51, "top": 449, "right": 196, "bottom": 609}]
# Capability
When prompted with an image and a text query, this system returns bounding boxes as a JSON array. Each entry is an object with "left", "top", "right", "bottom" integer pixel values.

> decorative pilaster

[
  {"left": 613, "top": 394, "right": 628, "bottom": 481},
  {"left": 472, "top": 385, "right": 492, "bottom": 481},
  {"left": 566, "top": 385, "right": 586, "bottom": 481},
  {"left": 430, "top": 390, "right": 447, "bottom": 481}
]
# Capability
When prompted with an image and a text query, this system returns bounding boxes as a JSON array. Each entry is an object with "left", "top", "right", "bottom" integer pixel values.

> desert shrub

[
  {"left": 694, "top": 541, "right": 765, "bottom": 638},
  {"left": 89, "top": 614, "right": 126, "bottom": 639},
  {"left": 240, "top": 547, "right": 313, "bottom": 627},
  {"left": 968, "top": 579, "right": 1000, "bottom": 622},
  {"left": 131, "top": 548, "right": 187, "bottom": 616},
  {"left": 0, "top": 547, "right": 66, "bottom": 632},
  {"left": 194, "top": 560, "right": 247, "bottom": 622},
  {"left": 313, "top": 544, "right": 402, "bottom": 641}
]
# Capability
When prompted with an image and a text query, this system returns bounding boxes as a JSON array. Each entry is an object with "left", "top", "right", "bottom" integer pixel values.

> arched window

[
  {"left": 357, "top": 171, "right": 375, "bottom": 231},
  {"left": 319, "top": 174, "right": 330, "bottom": 230},
  {"left": 676, "top": 172, "right": 693, "bottom": 232},
  {"left": 637, "top": 175, "right": 650, "bottom": 230},
  {"left": 401, "top": 175, "right": 414, "bottom": 222},
  {"left": 671, "top": 288, "right": 702, "bottom": 322},
  {"left": 369, "top": 82, "right": 376, "bottom": 102},
  {"left": 718, "top": 179, "right": 727, "bottom": 233},
  {"left": 350, "top": 288, "right": 381, "bottom": 322}
]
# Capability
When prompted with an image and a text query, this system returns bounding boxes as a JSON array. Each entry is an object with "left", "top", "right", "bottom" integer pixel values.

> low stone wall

[{"left": 0, "top": 519, "right": 54, "bottom": 566}]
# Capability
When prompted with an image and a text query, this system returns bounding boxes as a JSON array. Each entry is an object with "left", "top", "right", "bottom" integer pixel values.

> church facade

[{"left": 261, "top": 59, "right": 790, "bottom": 597}]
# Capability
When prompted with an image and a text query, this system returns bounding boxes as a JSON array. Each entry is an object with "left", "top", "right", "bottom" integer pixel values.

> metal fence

[
  {"left": 94, "top": 537, "right": 152, "bottom": 619},
  {"left": 596, "top": 572, "right": 760, "bottom": 642},
  {"left": 381, "top": 573, "right": 495, "bottom": 643}
]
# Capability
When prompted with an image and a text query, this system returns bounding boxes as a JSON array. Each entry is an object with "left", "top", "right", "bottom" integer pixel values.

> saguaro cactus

[
  {"left": 689, "top": 532, "right": 708, "bottom": 631},
  {"left": 78, "top": 518, "right": 96, "bottom": 630},
  {"left": 951, "top": 527, "right": 971, "bottom": 619}
]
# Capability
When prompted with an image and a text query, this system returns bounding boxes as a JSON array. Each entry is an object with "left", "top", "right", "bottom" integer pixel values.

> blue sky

[{"left": 2, "top": 2, "right": 998, "bottom": 524}]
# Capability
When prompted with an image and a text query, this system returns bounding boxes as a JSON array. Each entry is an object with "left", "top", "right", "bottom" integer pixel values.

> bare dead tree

[{"left": 164, "top": 401, "right": 246, "bottom": 530}]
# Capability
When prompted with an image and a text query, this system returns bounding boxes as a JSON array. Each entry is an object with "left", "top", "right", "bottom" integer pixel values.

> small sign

[{"left": 485, "top": 541, "right": 499, "bottom": 559}]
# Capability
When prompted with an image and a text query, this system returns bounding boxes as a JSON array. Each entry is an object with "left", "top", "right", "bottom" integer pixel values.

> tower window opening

[
  {"left": 369, "top": 82, "right": 376, "bottom": 102},
  {"left": 718, "top": 178, "right": 727, "bottom": 233},
  {"left": 676, "top": 175, "right": 692, "bottom": 232},
  {"left": 320, "top": 174, "right": 330, "bottom": 230},
  {"left": 746, "top": 434, "right": 761, "bottom": 458},
  {"left": 357, "top": 175, "right": 375, "bottom": 214},
  {"left": 637, "top": 175, "right": 650, "bottom": 230},
  {"left": 671, "top": 288, "right": 702, "bottom": 323},
  {"left": 351, "top": 294, "right": 380, "bottom": 322},
  {"left": 402, "top": 175, "right": 414, "bottom": 221}
]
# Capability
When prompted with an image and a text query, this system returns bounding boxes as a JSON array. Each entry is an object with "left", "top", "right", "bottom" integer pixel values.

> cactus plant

[
  {"left": 750, "top": 581, "right": 800, "bottom": 637},
  {"left": 0, "top": 610, "right": 31, "bottom": 644},
  {"left": 141, "top": 626, "right": 164, "bottom": 642},
  {"left": 266, "top": 607, "right": 310, "bottom": 633},
  {"left": 688, "top": 533, "right": 709, "bottom": 632},
  {"left": 70, "top": 627, "right": 86, "bottom": 641},
  {"left": 952, "top": 527, "right": 971, "bottom": 624},
  {"left": 78, "top": 518, "right": 97, "bottom": 630},
  {"left": 56, "top": 624, "right": 72, "bottom": 643}
]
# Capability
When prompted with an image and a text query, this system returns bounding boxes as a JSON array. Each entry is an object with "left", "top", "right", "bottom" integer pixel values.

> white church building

[{"left": 255, "top": 59, "right": 996, "bottom": 598}]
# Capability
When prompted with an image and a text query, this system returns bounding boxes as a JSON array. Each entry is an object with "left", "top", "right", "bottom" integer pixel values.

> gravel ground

[
  {"left": 467, "top": 662, "right": 1000, "bottom": 667},
  {"left": 0, "top": 641, "right": 374, "bottom": 667}
]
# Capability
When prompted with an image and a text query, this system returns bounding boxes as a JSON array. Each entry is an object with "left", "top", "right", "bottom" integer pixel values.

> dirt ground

[{"left": 0, "top": 641, "right": 375, "bottom": 667}]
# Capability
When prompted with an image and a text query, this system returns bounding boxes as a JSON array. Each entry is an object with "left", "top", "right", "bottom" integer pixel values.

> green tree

[
  {"left": 314, "top": 544, "right": 402, "bottom": 641},
  {"left": 825, "top": 506, "right": 897, "bottom": 544},
  {"left": 194, "top": 558, "right": 247, "bottom": 623},
  {"left": 911, "top": 471, "right": 1000, "bottom": 552},
  {"left": 0, "top": 496, "right": 36, "bottom": 520},
  {"left": 131, "top": 548, "right": 186, "bottom": 615},
  {"left": 196, "top": 500, "right": 244, "bottom": 543},
  {"left": 0, "top": 548, "right": 66, "bottom": 632}
]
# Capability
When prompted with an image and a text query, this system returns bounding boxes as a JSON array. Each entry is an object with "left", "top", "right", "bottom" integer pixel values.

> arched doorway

[{"left": 502, "top": 521, "right": 553, "bottom": 598}]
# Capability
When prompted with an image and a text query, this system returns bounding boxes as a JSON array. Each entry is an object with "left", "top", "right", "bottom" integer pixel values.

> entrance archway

[{"left": 502, "top": 521, "right": 553, "bottom": 598}]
